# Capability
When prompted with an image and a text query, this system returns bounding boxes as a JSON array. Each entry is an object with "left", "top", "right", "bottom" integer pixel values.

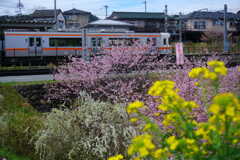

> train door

[{"left": 28, "top": 37, "right": 43, "bottom": 56}]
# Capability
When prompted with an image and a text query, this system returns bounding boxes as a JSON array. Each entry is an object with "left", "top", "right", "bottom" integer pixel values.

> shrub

[
  {"left": 0, "top": 86, "right": 43, "bottom": 160},
  {"left": 109, "top": 61, "right": 240, "bottom": 160},
  {"left": 46, "top": 43, "right": 163, "bottom": 107},
  {"left": 35, "top": 92, "right": 137, "bottom": 160}
]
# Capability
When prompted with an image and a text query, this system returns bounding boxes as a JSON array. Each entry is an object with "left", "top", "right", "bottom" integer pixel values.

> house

[
  {"left": 83, "top": 19, "right": 133, "bottom": 33},
  {"left": 31, "top": 9, "right": 66, "bottom": 30},
  {"left": 108, "top": 12, "right": 166, "bottom": 33},
  {"left": 63, "top": 8, "right": 99, "bottom": 31},
  {"left": 184, "top": 11, "right": 239, "bottom": 33}
]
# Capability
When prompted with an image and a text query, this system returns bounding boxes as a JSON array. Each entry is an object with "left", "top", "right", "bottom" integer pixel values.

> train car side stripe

[
  {"left": 43, "top": 48, "right": 83, "bottom": 51},
  {"left": 87, "top": 34, "right": 161, "bottom": 37},
  {"left": 5, "top": 33, "right": 82, "bottom": 37},
  {"left": 5, "top": 48, "right": 28, "bottom": 51}
]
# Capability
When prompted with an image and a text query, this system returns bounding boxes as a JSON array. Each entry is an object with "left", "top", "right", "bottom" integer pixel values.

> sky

[{"left": 0, "top": 0, "right": 239, "bottom": 18}]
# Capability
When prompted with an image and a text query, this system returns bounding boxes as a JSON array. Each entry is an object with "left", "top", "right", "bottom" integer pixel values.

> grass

[
  {"left": 0, "top": 65, "right": 52, "bottom": 71},
  {"left": 0, "top": 80, "right": 56, "bottom": 87},
  {"left": 0, "top": 148, "right": 31, "bottom": 160},
  {"left": 0, "top": 85, "right": 42, "bottom": 160}
]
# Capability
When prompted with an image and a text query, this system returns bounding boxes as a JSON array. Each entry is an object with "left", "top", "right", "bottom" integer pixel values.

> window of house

[
  {"left": 213, "top": 20, "right": 224, "bottom": 26},
  {"left": 49, "top": 38, "right": 82, "bottom": 47},
  {"left": 194, "top": 21, "right": 206, "bottom": 29}
]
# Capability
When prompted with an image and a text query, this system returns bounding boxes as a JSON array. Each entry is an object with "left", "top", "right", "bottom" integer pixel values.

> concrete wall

[{"left": 66, "top": 14, "right": 90, "bottom": 29}]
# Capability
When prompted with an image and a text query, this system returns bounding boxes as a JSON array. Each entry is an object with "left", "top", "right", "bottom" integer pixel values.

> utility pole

[
  {"left": 164, "top": 5, "right": 168, "bottom": 33},
  {"left": 179, "top": 12, "right": 182, "bottom": 42},
  {"left": 104, "top": 5, "right": 109, "bottom": 18},
  {"left": 54, "top": 0, "right": 57, "bottom": 31},
  {"left": 17, "top": 0, "right": 24, "bottom": 15},
  {"left": 224, "top": 4, "right": 229, "bottom": 53},
  {"left": 143, "top": 0, "right": 147, "bottom": 12}
]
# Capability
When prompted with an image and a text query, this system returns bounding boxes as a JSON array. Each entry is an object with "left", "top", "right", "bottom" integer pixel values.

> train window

[
  {"left": 163, "top": 38, "right": 167, "bottom": 45},
  {"left": 147, "top": 38, "right": 157, "bottom": 46},
  {"left": 36, "top": 38, "right": 41, "bottom": 47},
  {"left": 91, "top": 38, "right": 102, "bottom": 47},
  {"left": 109, "top": 38, "right": 139, "bottom": 46},
  {"left": 49, "top": 38, "right": 82, "bottom": 47},
  {"left": 97, "top": 38, "right": 102, "bottom": 47},
  {"left": 152, "top": 38, "right": 157, "bottom": 46},
  {"left": 29, "top": 37, "right": 34, "bottom": 47},
  {"left": 91, "top": 38, "right": 97, "bottom": 47}
]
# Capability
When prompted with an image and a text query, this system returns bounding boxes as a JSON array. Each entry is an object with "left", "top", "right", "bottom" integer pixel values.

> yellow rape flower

[
  {"left": 188, "top": 67, "right": 208, "bottom": 79},
  {"left": 157, "top": 104, "right": 168, "bottom": 111},
  {"left": 207, "top": 60, "right": 225, "bottom": 68},
  {"left": 153, "top": 148, "right": 167, "bottom": 159},
  {"left": 130, "top": 118, "right": 138, "bottom": 123},
  {"left": 128, "top": 134, "right": 155, "bottom": 157},
  {"left": 166, "top": 136, "right": 179, "bottom": 150},
  {"left": 148, "top": 80, "right": 175, "bottom": 96},
  {"left": 139, "top": 147, "right": 149, "bottom": 157},
  {"left": 208, "top": 104, "right": 220, "bottom": 114},
  {"left": 214, "top": 67, "right": 227, "bottom": 76},
  {"left": 127, "top": 101, "right": 144, "bottom": 114},
  {"left": 186, "top": 138, "right": 195, "bottom": 145},
  {"left": 225, "top": 107, "right": 235, "bottom": 117},
  {"left": 195, "top": 127, "right": 206, "bottom": 136},
  {"left": 108, "top": 154, "right": 124, "bottom": 160}
]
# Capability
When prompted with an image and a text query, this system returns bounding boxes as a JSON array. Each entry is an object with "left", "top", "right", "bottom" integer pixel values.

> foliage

[
  {"left": 0, "top": 147, "right": 31, "bottom": 160},
  {"left": 34, "top": 92, "right": 137, "bottom": 160},
  {"left": 0, "top": 85, "right": 43, "bottom": 160},
  {"left": 109, "top": 60, "right": 240, "bottom": 160}
]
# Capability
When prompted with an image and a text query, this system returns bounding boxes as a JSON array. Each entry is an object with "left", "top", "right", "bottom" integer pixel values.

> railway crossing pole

[{"left": 223, "top": 4, "right": 229, "bottom": 53}]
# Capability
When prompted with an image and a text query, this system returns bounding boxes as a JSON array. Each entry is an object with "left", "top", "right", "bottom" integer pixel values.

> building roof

[
  {"left": 31, "top": 9, "right": 62, "bottom": 18},
  {"left": 86, "top": 19, "right": 133, "bottom": 26},
  {"left": 0, "top": 15, "right": 33, "bottom": 21},
  {"left": 63, "top": 8, "right": 90, "bottom": 15},
  {"left": 184, "top": 11, "right": 240, "bottom": 20},
  {"left": 109, "top": 12, "right": 165, "bottom": 20}
]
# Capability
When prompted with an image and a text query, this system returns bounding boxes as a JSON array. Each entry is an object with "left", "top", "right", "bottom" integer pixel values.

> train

[{"left": 0, "top": 31, "right": 172, "bottom": 65}]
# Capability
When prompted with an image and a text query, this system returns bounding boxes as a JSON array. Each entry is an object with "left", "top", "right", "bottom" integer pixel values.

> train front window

[
  {"left": 49, "top": 38, "right": 82, "bottom": 47},
  {"left": 29, "top": 37, "right": 34, "bottom": 47}
]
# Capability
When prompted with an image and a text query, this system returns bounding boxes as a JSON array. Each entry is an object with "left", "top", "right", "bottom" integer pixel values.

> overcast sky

[{"left": 0, "top": 0, "right": 239, "bottom": 18}]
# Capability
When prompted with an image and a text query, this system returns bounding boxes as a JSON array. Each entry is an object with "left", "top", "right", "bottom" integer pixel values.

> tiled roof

[
  {"left": 32, "top": 9, "right": 62, "bottom": 18},
  {"left": 63, "top": 8, "right": 90, "bottom": 15},
  {"left": 109, "top": 12, "right": 165, "bottom": 19},
  {"left": 0, "top": 15, "right": 33, "bottom": 21},
  {"left": 184, "top": 11, "right": 239, "bottom": 20}
]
